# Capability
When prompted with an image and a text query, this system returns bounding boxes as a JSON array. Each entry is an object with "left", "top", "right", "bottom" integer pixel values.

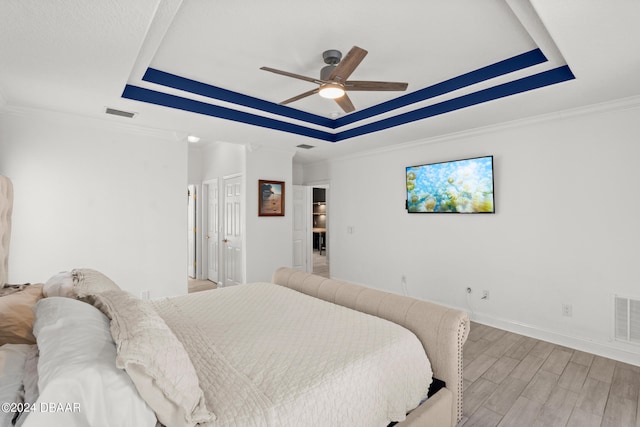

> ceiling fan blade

[
  {"left": 334, "top": 93, "right": 356, "bottom": 113},
  {"left": 260, "top": 67, "right": 322, "bottom": 84},
  {"left": 280, "top": 88, "right": 319, "bottom": 105},
  {"left": 328, "top": 46, "right": 368, "bottom": 83},
  {"left": 345, "top": 81, "right": 408, "bottom": 91}
]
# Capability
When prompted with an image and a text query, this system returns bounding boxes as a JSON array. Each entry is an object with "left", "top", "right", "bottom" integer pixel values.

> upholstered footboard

[{"left": 272, "top": 267, "right": 470, "bottom": 427}]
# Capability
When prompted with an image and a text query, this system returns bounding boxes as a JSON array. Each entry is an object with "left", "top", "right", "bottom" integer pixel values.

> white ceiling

[{"left": 1, "top": 0, "right": 639, "bottom": 164}]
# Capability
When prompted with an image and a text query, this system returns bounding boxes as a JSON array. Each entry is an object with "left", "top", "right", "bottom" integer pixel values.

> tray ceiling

[{"left": 1, "top": 0, "right": 639, "bottom": 163}]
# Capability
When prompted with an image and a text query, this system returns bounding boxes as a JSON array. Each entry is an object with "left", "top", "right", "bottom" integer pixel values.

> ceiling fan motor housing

[
  {"left": 320, "top": 65, "right": 337, "bottom": 81},
  {"left": 322, "top": 49, "right": 342, "bottom": 65}
]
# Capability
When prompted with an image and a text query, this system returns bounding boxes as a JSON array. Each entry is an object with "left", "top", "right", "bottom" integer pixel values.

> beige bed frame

[{"left": 273, "top": 267, "right": 469, "bottom": 427}]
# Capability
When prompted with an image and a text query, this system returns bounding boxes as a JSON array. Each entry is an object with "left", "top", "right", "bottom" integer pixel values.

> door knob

[{"left": 223, "top": 239, "right": 228, "bottom": 243}]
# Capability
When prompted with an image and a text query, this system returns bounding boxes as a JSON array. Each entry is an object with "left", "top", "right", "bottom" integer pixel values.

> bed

[{"left": 0, "top": 174, "right": 469, "bottom": 427}]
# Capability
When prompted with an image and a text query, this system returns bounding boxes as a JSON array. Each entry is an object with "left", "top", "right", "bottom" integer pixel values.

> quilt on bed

[{"left": 151, "top": 282, "right": 433, "bottom": 427}]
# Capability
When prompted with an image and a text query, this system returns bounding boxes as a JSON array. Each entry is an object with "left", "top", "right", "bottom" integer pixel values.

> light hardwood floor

[
  {"left": 460, "top": 322, "right": 640, "bottom": 427},
  {"left": 313, "top": 250, "right": 329, "bottom": 278},
  {"left": 188, "top": 278, "right": 216, "bottom": 293}
]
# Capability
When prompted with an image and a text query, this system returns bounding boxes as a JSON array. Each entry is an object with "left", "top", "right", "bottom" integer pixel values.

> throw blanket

[{"left": 151, "top": 283, "right": 432, "bottom": 427}]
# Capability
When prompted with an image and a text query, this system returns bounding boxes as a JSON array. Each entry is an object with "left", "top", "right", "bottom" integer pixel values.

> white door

[
  {"left": 223, "top": 175, "right": 243, "bottom": 286},
  {"left": 187, "top": 185, "right": 196, "bottom": 278},
  {"left": 292, "top": 185, "right": 311, "bottom": 272},
  {"left": 206, "top": 180, "right": 219, "bottom": 283}
]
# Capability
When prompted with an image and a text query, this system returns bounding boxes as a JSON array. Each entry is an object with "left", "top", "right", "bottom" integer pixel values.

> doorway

[
  {"left": 204, "top": 179, "right": 219, "bottom": 284},
  {"left": 187, "top": 185, "right": 196, "bottom": 279},
  {"left": 312, "top": 186, "right": 329, "bottom": 278},
  {"left": 187, "top": 183, "right": 217, "bottom": 293},
  {"left": 222, "top": 175, "right": 243, "bottom": 286},
  {"left": 198, "top": 175, "right": 243, "bottom": 288}
]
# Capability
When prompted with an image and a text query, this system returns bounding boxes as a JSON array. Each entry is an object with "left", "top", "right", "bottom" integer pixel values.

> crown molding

[
  {"left": 327, "top": 94, "right": 640, "bottom": 165},
  {"left": 0, "top": 104, "right": 182, "bottom": 141}
]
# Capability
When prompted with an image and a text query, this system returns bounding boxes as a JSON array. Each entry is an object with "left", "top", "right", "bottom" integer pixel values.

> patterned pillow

[
  {"left": 93, "top": 290, "right": 215, "bottom": 427},
  {"left": 71, "top": 268, "right": 120, "bottom": 299}
]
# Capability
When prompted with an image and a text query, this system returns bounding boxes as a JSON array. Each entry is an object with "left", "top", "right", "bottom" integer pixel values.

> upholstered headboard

[{"left": 0, "top": 175, "right": 13, "bottom": 286}]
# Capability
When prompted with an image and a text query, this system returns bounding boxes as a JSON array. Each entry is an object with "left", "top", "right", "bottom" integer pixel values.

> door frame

[
  {"left": 292, "top": 185, "right": 312, "bottom": 272},
  {"left": 201, "top": 174, "right": 245, "bottom": 285},
  {"left": 222, "top": 173, "right": 244, "bottom": 286},
  {"left": 187, "top": 185, "right": 197, "bottom": 278},
  {"left": 201, "top": 178, "right": 219, "bottom": 282}
]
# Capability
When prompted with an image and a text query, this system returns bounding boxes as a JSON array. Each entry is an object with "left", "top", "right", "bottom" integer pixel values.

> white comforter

[{"left": 151, "top": 283, "right": 433, "bottom": 427}]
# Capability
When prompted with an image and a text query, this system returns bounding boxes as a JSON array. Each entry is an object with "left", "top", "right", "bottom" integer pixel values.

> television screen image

[{"left": 406, "top": 156, "right": 494, "bottom": 213}]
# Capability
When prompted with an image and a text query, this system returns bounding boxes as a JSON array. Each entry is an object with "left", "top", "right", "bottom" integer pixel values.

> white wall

[
  {"left": 326, "top": 104, "right": 640, "bottom": 365},
  {"left": 300, "top": 160, "right": 330, "bottom": 185},
  {"left": 293, "top": 162, "right": 304, "bottom": 185},
  {"left": 198, "top": 142, "right": 245, "bottom": 182},
  {"left": 188, "top": 145, "right": 203, "bottom": 185},
  {"left": 245, "top": 147, "right": 294, "bottom": 283},
  {"left": 0, "top": 108, "right": 188, "bottom": 297}
]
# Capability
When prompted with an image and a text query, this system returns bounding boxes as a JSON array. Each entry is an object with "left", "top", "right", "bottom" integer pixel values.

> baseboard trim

[
  {"left": 470, "top": 312, "right": 640, "bottom": 367},
  {"left": 328, "top": 274, "right": 640, "bottom": 366}
]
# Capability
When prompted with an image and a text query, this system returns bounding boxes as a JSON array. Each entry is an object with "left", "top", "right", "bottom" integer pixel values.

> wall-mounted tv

[{"left": 406, "top": 155, "right": 495, "bottom": 213}]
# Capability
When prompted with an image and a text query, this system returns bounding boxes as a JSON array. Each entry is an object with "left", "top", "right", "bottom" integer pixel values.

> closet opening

[{"left": 312, "top": 187, "right": 329, "bottom": 278}]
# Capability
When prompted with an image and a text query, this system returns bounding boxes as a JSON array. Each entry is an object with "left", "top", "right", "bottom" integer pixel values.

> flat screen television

[{"left": 406, "top": 155, "right": 495, "bottom": 213}]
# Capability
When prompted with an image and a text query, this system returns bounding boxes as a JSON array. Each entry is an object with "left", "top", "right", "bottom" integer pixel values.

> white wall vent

[{"left": 614, "top": 295, "right": 640, "bottom": 344}]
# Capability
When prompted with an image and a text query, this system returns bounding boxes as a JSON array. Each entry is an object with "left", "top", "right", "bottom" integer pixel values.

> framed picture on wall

[{"left": 258, "top": 180, "right": 285, "bottom": 216}]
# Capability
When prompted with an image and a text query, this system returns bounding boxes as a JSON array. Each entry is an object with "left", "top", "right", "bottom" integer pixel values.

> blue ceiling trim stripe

[
  {"left": 122, "top": 65, "right": 574, "bottom": 144},
  {"left": 142, "top": 68, "right": 334, "bottom": 128},
  {"left": 121, "top": 85, "right": 336, "bottom": 141},
  {"left": 143, "top": 49, "right": 546, "bottom": 130},
  {"left": 335, "top": 65, "right": 575, "bottom": 141},
  {"left": 333, "top": 48, "right": 548, "bottom": 127}
]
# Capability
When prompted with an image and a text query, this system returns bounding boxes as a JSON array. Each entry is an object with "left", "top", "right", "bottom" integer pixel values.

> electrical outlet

[
  {"left": 141, "top": 290, "right": 150, "bottom": 301},
  {"left": 482, "top": 290, "right": 489, "bottom": 300},
  {"left": 562, "top": 304, "right": 572, "bottom": 317}
]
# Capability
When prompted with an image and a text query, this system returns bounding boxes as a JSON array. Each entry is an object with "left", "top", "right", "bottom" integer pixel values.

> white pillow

[
  {"left": 24, "top": 297, "right": 156, "bottom": 427},
  {"left": 0, "top": 344, "right": 34, "bottom": 427},
  {"left": 43, "top": 272, "right": 74, "bottom": 298}
]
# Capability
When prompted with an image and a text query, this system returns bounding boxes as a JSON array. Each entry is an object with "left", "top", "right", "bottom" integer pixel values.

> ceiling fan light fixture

[
  {"left": 318, "top": 82, "right": 345, "bottom": 99},
  {"left": 261, "top": 46, "right": 407, "bottom": 113}
]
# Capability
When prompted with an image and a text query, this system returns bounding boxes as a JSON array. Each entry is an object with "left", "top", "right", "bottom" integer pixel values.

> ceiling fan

[{"left": 260, "top": 46, "right": 408, "bottom": 114}]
